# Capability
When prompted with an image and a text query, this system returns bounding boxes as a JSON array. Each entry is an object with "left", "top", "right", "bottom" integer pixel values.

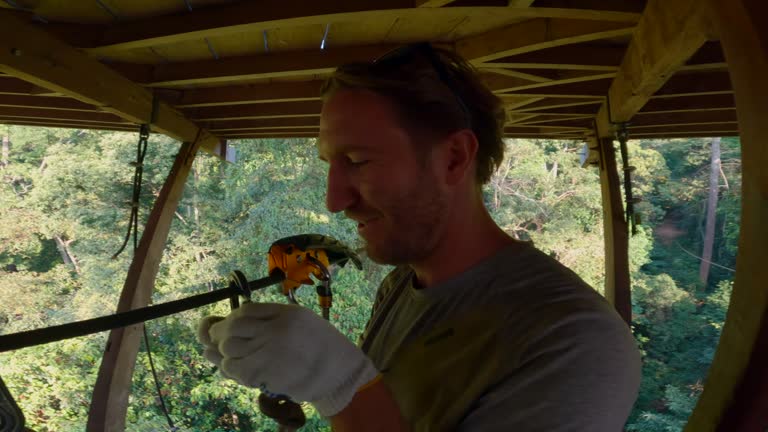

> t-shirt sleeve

[{"left": 457, "top": 305, "right": 642, "bottom": 432}]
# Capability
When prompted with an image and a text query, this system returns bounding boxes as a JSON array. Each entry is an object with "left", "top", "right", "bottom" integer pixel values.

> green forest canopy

[{"left": 0, "top": 126, "right": 741, "bottom": 431}]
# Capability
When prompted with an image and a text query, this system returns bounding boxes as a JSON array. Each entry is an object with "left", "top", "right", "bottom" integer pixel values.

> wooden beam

[
  {"left": 112, "top": 45, "right": 392, "bottom": 88},
  {"left": 687, "top": 1, "right": 768, "bottom": 430},
  {"left": 0, "top": 76, "right": 55, "bottom": 95},
  {"left": 487, "top": 71, "right": 616, "bottom": 93},
  {"left": 512, "top": 103, "right": 602, "bottom": 115},
  {"left": 0, "top": 106, "right": 129, "bottom": 124},
  {"left": 480, "top": 44, "right": 625, "bottom": 71},
  {"left": 630, "top": 131, "right": 739, "bottom": 139},
  {"left": 504, "top": 125, "right": 590, "bottom": 134},
  {"left": 513, "top": 98, "right": 604, "bottom": 112},
  {"left": 218, "top": 131, "right": 319, "bottom": 139},
  {"left": 458, "top": 18, "right": 637, "bottom": 64},
  {"left": 497, "top": 78, "right": 613, "bottom": 98},
  {"left": 207, "top": 117, "right": 320, "bottom": 132},
  {"left": 504, "top": 133, "right": 584, "bottom": 140},
  {"left": 0, "top": 11, "right": 220, "bottom": 152},
  {"left": 0, "top": 118, "right": 135, "bottom": 131},
  {"left": 185, "top": 101, "right": 322, "bottom": 122},
  {"left": 651, "top": 71, "right": 733, "bottom": 99},
  {"left": 515, "top": 115, "right": 596, "bottom": 126},
  {"left": 627, "top": 123, "right": 739, "bottom": 134},
  {"left": 639, "top": 94, "right": 735, "bottom": 113},
  {"left": 595, "top": 0, "right": 713, "bottom": 137},
  {"left": 87, "top": 138, "right": 202, "bottom": 432},
  {"left": 594, "top": 136, "right": 631, "bottom": 324},
  {"left": 0, "top": 94, "right": 102, "bottom": 112},
  {"left": 416, "top": 0, "right": 458, "bottom": 6},
  {"left": 506, "top": 113, "right": 542, "bottom": 124},
  {"left": 482, "top": 68, "right": 554, "bottom": 83},
  {"left": 172, "top": 81, "right": 322, "bottom": 108},
  {"left": 79, "top": 4, "right": 639, "bottom": 55},
  {"left": 629, "top": 109, "right": 738, "bottom": 127}
]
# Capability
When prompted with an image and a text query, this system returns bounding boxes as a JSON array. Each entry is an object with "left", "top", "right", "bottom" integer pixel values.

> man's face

[{"left": 318, "top": 89, "right": 448, "bottom": 265}]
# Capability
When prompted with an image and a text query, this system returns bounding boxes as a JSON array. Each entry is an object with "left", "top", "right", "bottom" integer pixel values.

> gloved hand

[{"left": 197, "top": 303, "right": 380, "bottom": 417}]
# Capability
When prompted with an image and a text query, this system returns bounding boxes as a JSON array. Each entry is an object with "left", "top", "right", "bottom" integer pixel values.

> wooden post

[
  {"left": 699, "top": 137, "right": 721, "bottom": 287},
  {"left": 596, "top": 137, "right": 632, "bottom": 325},
  {"left": 86, "top": 137, "right": 205, "bottom": 431},
  {"left": 686, "top": 0, "right": 768, "bottom": 430}
]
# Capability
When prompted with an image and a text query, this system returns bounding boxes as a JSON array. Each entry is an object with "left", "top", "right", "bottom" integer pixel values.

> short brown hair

[{"left": 320, "top": 44, "right": 506, "bottom": 185}]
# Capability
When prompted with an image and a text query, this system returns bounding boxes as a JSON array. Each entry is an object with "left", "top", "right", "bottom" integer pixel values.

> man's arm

[{"left": 331, "top": 379, "right": 409, "bottom": 432}]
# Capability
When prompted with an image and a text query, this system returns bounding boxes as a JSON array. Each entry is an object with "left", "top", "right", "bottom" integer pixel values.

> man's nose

[{"left": 326, "top": 163, "right": 357, "bottom": 213}]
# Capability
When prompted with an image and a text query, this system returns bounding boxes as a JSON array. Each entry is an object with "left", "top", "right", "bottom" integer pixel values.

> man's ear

[{"left": 439, "top": 129, "right": 479, "bottom": 186}]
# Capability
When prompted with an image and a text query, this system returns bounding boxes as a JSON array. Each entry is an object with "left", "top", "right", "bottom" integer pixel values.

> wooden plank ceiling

[{"left": 0, "top": 0, "right": 735, "bottom": 141}]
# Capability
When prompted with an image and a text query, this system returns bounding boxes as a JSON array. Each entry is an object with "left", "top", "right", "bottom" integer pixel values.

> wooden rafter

[
  {"left": 483, "top": 70, "right": 616, "bottom": 93},
  {"left": 172, "top": 81, "right": 323, "bottom": 108},
  {"left": 511, "top": 103, "right": 603, "bottom": 115},
  {"left": 0, "top": 76, "right": 55, "bottom": 95},
  {"left": 186, "top": 101, "right": 322, "bottom": 121},
  {"left": 416, "top": 0, "right": 459, "bottom": 7},
  {"left": 515, "top": 115, "right": 595, "bottom": 126},
  {"left": 0, "top": 106, "right": 127, "bottom": 124},
  {"left": 0, "top": 118, "right": 134, "bottom": 131},
  {"left": 511, "top": 98, "right": 603, "bottom": 112},
  {"left": 501, "top": 78, "right": 613, "bottom": 98},
  {"left": 458, "top": 18, "right": 636, "bottom": 63},
  {"left": 628, "top": 123, "right": 739, "bottom": 134},
  {"left": 113, "top": 45, "right": 392, "bottom": 87},
  {"left": 629, "top": 109, "right": 737, "bottom": 127},
  {"left": 0, "top": 10, "right": 220, "bottom": 151},
  {"left": 651, "top": 71, "right": 732, "bottom": 99},
  {"left": 483, "top": 44, "right": 625, "bottom": 71},
  {"left": 630, "top": 131, "right": 739, "bottom": 139},
  {"left": 0, "top": 94, "right": 102, "bottom": 112},
  {"left": 207, "top": 117, "right": 320, "bottom": 132},
  {"left": 639, "top": 93, "right": 735, "bottom": 113}
]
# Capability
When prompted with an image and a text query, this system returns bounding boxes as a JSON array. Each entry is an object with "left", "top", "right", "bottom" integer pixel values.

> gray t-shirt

[{"left": 359, "top": 243, "right": 641, "bottom": 431}]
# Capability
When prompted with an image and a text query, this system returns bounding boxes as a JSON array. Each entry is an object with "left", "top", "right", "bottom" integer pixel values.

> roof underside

[{"left": 0, "top": 0, "right": 737, "bottom": 142}]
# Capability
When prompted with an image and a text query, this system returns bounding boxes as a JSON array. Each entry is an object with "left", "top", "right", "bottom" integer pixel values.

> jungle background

[{"left": 0, "top": 126, "right": 741, "bottom": 431}]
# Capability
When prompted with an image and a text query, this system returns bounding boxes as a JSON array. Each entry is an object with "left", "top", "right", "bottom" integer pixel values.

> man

[{"left": 198, "top": 44, "right": 641, "bottom": 431}]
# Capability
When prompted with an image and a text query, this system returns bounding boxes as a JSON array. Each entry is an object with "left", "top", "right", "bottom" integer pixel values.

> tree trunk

[
  {"left": 1, "top": 135, "right": 9, "bottom": 168},
  {"left": 699, "top": 137, "right": 721, "bottom": 287},
  {"left": 54, "top": 235, "right": 82, "bottom": 274}
]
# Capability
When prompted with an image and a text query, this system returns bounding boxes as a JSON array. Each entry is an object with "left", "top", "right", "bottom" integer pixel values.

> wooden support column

[
  {"left": 595, "top": 137, "right": 631, "bottom": 325},
  {"left": 86, "top": 138, "right": 202, "bottom": 431},
  {"left": 686, "top": 0, "right": 768, "bottom": 430}
]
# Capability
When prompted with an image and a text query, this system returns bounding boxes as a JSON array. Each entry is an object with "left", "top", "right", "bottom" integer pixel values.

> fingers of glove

[
  {"left": 220, "top": 355, "right": 267, "bottom": 388},
  {"left": 203, "top": 346, "right": 224, "bottom": 367},
  {"left": 209, "top": 315, "right": 276, "bottom": 344},
  {"left": 218, "top": 335, "right": 269, "bottom": 359},
  {"left": 197, "top": 316, "right": 225, "bottom": 348}
]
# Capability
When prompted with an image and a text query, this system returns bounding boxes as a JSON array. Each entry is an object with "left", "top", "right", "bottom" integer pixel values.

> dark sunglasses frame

[{"left": 373, "top": 42, "right": 473, "bottom": 126}]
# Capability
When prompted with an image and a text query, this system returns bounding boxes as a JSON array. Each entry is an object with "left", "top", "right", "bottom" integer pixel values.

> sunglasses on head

[{"left": 373, "top": 43, "right": 473, "bottom": 126}]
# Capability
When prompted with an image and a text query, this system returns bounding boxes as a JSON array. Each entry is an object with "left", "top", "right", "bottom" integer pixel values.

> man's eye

[{"left": 347, "top": 157, "right": 369, "bottom": 166}]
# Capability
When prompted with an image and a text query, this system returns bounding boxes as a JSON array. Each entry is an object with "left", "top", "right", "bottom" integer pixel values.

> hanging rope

[
  {"left": 111, "top": 95, "right": 177, "bottom": 431},
  {"left": 112, "top": 123, "right": 150, "bottom": 259},
  {"left": 615, "top": 123, "right": 641, "bottom": 236}
]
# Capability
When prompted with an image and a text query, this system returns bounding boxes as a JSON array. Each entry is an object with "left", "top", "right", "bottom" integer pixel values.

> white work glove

[{"left": 197, "top": 303, "right": 380, "bottom": 417}]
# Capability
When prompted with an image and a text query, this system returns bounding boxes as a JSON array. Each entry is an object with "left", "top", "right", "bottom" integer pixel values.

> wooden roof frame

[{"left": 1, "top": 1, "right": 765, "bottom": 431}]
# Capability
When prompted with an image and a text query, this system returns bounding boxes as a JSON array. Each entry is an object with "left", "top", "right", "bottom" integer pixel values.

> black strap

[{"left": 0, "top": 273, "right": 284, "bottom": 353}]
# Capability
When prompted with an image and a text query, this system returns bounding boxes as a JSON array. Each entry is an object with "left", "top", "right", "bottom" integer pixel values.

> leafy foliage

[{"left": 0, "top": 127, "right": 739, "bottom": 431}]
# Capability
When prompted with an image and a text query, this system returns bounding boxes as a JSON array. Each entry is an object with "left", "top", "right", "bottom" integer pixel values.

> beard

[{"left": 357, "top": 175, "right": 447, "bottom": 266}]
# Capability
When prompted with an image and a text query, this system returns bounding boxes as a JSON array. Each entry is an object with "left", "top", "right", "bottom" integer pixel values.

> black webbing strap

[{"left": 0, "top": 273, "right": 284, "bottom": 353}]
